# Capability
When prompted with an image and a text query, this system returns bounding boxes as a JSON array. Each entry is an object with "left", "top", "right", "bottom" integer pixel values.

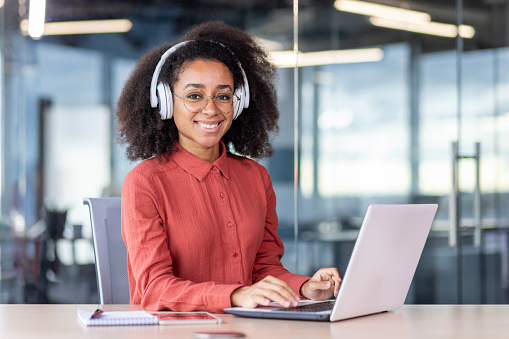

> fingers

[
  {"left": 315, "top": 270, "right": 341, "bottom": 297},
  {"left": 320, "top": 268, "right": 342, "bottom": 297},
  {"left": 306, "top": 280, "right": 332, "bottom": 292},
  {"left": 306, "top": 277, "right": 340, "bottom": 296},
  {"left": 312, "top": 267, "right": 341, "bottom": 282},
  {"left": 251, "top": 294, "right": 271, "bottom": 307},
  {"left": 230, "top": 276, "right": 300, "bottom": 308},
  {"left": 256, "top": 276, "right": 300, "bottom": 307},
  {"left": 332, "top": 275, "right": 341, "bottom": 296},
  {"left": 263, "top": 276, "right": 299, "bottom": 301},
  {"left": 328, "top": 270, "right": 342, "bottom": 297},
  {"left": 301, "top": 267, "right": 343, "bottom": 300}
]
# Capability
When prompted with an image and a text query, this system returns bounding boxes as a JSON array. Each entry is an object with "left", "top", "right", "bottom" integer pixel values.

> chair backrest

[{"left": 83, "top": 197, "right": 130, "bottom": 304}]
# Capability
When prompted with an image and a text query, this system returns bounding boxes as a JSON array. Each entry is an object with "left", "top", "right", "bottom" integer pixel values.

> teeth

[{"left": 198, "top": 122, "right": 220, "bottom": 129}]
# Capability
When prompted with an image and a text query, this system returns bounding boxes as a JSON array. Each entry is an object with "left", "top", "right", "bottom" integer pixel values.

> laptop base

[{"left": 224, "top": 308, "right": 331, "bottom": 321}]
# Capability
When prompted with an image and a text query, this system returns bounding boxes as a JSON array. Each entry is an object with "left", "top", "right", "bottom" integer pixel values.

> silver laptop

[{"left": 224, "top": 204, "right": 438, "bottom": 322}]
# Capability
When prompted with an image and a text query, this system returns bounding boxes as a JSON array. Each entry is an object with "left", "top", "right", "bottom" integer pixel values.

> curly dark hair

[{"left": 115, "top": 21, "right": 280, "bottom": 162}]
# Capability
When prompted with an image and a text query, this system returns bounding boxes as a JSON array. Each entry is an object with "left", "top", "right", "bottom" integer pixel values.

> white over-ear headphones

[{"left": 150, "top": 40, "right": 250, "bottom": 120}]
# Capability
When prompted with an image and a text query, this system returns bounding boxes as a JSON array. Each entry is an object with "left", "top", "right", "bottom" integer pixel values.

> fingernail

[
  {"left": 284, "top": 301, "right": 290, "bottom": 307},
  {"left": 294, "top": 295, "right": 300, "bottom": 301},
  {"left": 292, "top": 300, "right": 299, "bottom": 307},
  {"left": 264, "top": 299, "right": 270, "bottom": 305},
  {"left": 325, "top": 282, "right": 331, "bottom": 288}
]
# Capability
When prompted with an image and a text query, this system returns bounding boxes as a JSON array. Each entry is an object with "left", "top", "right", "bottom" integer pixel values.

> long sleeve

[
  {"left": 250, "top": 169, "right": 310, "bottom": 295},
  {"left": 122, "top": 169, "right": 239, "bottom": 313}
]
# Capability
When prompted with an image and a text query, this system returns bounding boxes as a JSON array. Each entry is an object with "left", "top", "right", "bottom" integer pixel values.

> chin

[{"left": 197, "top": 137, "right": 223, "bottom": 149}]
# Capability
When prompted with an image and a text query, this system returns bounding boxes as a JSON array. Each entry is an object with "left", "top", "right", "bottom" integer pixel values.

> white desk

[{"left": 1, "top": 304, "right": 508, "bottom": 339}]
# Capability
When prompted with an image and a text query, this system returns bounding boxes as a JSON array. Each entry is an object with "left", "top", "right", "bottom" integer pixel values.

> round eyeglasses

[{"left": 173, "top": 89, "right": 239, "bottom": 114}]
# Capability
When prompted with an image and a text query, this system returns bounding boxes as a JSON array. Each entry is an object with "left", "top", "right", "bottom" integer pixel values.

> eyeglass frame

[{"left": 173, "top": 89, "right": 240, "bottom": 114}]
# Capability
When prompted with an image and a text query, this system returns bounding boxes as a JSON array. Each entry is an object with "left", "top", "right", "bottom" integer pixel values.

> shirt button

[
  {"left": 233, "top": 252, "right": 238, "bottom": 258},
  {"left": 237, "top": 281, "right": 241, "bottom": 284},
  {"left": 220, "top": 192, "right": 225, "bottom": 198},
  {"left": 212, "top": 166, "right": 218, "bottom": 171},
  {"left": 227, "top": 222, "right": 233, "bottom": 228}
]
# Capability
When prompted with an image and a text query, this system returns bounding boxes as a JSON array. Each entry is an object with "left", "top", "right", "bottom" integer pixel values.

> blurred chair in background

[{"left": 84, "top": 197, "right": 130, "bottom": 304}]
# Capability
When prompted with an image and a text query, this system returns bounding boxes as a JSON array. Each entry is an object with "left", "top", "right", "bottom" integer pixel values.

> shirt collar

[{"left": 171, "top": 141, "right": 230, "bottom": 181}]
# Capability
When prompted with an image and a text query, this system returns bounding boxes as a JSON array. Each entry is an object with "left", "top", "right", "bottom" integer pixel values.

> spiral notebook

[{"left": 77, "top": 308, "right": 159, "bottom": 326}]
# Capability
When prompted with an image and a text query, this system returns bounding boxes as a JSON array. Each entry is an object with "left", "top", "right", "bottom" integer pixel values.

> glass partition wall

[
  {"left": 297, "top": 0, "right": 509, "bottom": 304},
  {"left": 0, "top": 0, "right": 299, "bottom": 304},
  {"left": 0, "top": 0, "right": 508, "bottom": 304}
]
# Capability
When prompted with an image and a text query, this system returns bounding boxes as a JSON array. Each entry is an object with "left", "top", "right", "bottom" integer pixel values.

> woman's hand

[
  {"left": 300, "top": 267, "right": 342, "bottom": 300},
  {"left": 230, "top": 275, "right": 301, "bottom": 308}
]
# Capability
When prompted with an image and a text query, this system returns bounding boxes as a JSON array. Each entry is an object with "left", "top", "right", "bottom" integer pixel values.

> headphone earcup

[
  {"left": 233, "top": 87, "right": 244, "bottom": 120},
  {"left": 156, "top": 82, "right": 173, "bottom": 119}
]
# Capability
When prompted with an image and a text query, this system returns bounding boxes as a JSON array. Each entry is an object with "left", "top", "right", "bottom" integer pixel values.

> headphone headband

[{"left": 150, "top": 40, "right": 250, "bottom": 120}]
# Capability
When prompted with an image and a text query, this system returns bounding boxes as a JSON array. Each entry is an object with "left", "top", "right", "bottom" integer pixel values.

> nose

[{"left": 201, "top": 96, "right": 219, "bottom": 116}]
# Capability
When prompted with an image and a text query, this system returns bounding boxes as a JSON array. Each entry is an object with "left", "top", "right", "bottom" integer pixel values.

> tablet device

[
  {"left": 193, "top": 332, "right": 245, "bottom": 338},
  {"left": 150, "top": 312, "right": 222, "bottom": 325}
]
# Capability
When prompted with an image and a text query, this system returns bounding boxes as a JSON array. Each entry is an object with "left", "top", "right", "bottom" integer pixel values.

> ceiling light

[
  {"left": 334, "top": 0, "right": 430, "bottom": 24},
  {"left": 28, "top": 0, "right": 46, "bottom": 38},
  {"left": 271, "top": 48, "right": 384, "bottom": 68},
  {"left": 20, "top": 19, "right": 133, "bottom": 36},
  {"left": 369, "top": 17, "right": 475, "bottom": 39}
]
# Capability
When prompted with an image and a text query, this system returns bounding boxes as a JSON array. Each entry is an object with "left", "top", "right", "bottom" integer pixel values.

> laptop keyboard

[{"left": 277, "top": 300, "right": 335, "bottom": 313}]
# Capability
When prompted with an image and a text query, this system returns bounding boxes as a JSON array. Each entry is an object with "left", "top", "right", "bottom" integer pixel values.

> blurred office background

[{"left": 0, "top": 0, "right": 508, "bottom": 304}]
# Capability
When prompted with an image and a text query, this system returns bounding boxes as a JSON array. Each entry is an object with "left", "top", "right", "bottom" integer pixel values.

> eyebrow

[{"left": 183, "top": 83, "right": 233, "bottom": 91}]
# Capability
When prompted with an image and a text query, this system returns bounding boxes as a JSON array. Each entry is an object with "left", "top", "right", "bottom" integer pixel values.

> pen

[{"left": 91, "top": 309, "right": 104, "bottom": 319}]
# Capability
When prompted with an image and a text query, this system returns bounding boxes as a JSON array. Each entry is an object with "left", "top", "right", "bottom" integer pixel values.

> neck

[{"left": 179, "top": 142, "right": 221, "bottom": 163}]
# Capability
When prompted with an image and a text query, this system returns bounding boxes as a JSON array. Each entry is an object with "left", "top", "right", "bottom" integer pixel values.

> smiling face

[{"left": 172, "top": 59, "right": 235, "bottom": 162}]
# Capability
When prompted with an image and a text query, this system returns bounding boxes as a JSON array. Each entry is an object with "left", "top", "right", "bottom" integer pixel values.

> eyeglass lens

[{"left": 181, "top": 89, "right": 235, "bottom": 114}]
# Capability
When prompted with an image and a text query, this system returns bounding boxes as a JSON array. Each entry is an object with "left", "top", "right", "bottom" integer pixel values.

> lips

[{"left": 197, "top": 121, "right": 221, "bottom": 129}]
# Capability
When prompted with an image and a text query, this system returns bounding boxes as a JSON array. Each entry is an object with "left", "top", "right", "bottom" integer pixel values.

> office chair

[{"left": 83, "top": 197, "right": 130, "bottom": 304}]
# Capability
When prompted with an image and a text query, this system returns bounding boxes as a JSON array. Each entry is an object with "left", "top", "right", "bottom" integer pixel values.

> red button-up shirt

[{"left": 121, "top": 142, "right": 309, "bottom": 312}]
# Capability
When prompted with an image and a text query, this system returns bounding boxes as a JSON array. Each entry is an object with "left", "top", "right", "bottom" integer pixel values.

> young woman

[{"left": 116, "top": 21, "right": 341, "bottom": 313}]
